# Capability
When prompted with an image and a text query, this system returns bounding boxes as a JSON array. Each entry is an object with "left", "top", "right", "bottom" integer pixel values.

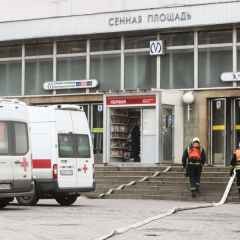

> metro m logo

[{"left": 149, "top": 40, "right": 165, "bottom": 56}]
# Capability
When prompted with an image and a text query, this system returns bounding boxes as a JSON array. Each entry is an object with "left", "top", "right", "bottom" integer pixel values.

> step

[
  {"left": 149, "top": 176, "right": 228, "bottom": 182},
  {"left": 105, "top": 193, "right": 222, "bottom": 202},
  {"left": 124, "top": 184, "right": 226, "bottom": 191},
  {"left": 95, "top": 171, "right": 230, "bottom": 178},
  {"left": 96, "top": 171, "right": 156, "bottom": 177},
  {"left": 95, "top": 166, "right": 166, "bottom": 172},
  {"left": 167, "top": 167, "right": 230, "bottom": 173},
  {"left": 95, "top": 166, "right": 230, "bottom": 172}
]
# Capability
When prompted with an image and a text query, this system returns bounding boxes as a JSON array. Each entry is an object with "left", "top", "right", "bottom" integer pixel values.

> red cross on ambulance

[
  {"left": 83, "top": 164, "right": 88, "bottom": 174},
  {"left": 20, "top": 157, "right": 29, "bottom": 172}
]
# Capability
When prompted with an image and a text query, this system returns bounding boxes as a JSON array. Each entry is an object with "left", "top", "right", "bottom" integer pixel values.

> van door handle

[{"left": 14, "top": 160, "right": 21, "bottom": 164}]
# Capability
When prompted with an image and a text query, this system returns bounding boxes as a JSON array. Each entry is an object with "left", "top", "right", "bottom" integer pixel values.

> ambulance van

[
  {"left": 0, "top": 99, "right": 33, "bottom": 209},
  {"left": 16, "top": 104, "right": 95, "bottom": 206}
]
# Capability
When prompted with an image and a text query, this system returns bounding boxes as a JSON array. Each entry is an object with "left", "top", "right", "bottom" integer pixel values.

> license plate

[
  {"left": 0, "top": 184, "right": 11, "bottom": 190},
  {"left": 60, "top": 170, "right": 73, "bottom": 176}
]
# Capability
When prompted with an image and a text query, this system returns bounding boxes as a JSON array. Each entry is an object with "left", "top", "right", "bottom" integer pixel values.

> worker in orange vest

[
  {"left": 230, "top": 144, "right": 240, "bottom": 195},
  {"left": 182, "top": 137, "right": 206, "bottom": 198}
]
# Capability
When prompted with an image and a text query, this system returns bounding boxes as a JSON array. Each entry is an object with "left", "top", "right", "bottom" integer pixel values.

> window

[
  {"left": 198, "top": 30, "right": 232, "bottom": 45},
  {"left": 0, "top": 45, "right": 21, "bottom": 58},
  {"left": 91, "top": 38, "right": 120, "bottom": 51},
  {"left": 58, "top": 134, "right": 74, "bottom": 157},
  {"left": 161, "top": 49, "right": 194, "bottom": 89},
  {"left": 58, "top": 134, "right": 90, "bottom": 158},
  {"left": 14, "top": 122, "right": 28, "bottom": 155},
  {"left": 125, "top": 35, "right": 156, "bottom": 49},
  {"left": 198, "top": 47, "right": 232, "bottom": 88},
  {"left": 76, "top": 135, "right": 90, "bottom": 158},
  {"left": 57, "top": 40, "right": 86, "bottom": 54},
  {"left": 90, "top": 54, "right": 120, "bottom": 90},
  {"left": 57, "top": 57, "right": 86, "bottom": 81},
  {"left": 56, "top": 57, "right": 86, "bottom": 94},
  {"left": 0, "top": 121, "right": 28, "bottom": 155},
  {"left": 0, "top": 122, "right": 8, "bottom": 154},
  {"left": 0, "top": 61, "right": 21, "bottom": 96},
  {"left": 25, "top": 43, "right": 53, "bottom": 56},
  {"left": 25, "top": 59, "right": 53, "bottom": 95},
  {"left": 124, "top": 52, "right": 156, "bottom": 89},
  {"left": 161, "top": 32, "right": 193, "bottom": 46}
]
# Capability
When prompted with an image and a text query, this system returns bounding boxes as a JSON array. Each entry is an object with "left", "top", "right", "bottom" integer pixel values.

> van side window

[
  {"left": 0, "top": 122, "right": 8, "bottom": 154},
  {"left": 58, "top": 135, "right": 75, "bottom": 157},
  {"left": 58, "top": 134, "right": 91, "bottom": 158},
  {"left": 77, "top": 135, "right": 90, "bottom": 158},
  {"left": 14, "top": 122, "right": 28, "bottom": 155}
]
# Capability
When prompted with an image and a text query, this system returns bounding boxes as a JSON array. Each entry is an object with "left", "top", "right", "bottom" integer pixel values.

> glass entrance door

[
  {"left": 234, "top": 99, "right": 240, "bottom": 149},
  {"left": 210, "top": 98, "right": 226, "bottom": 165},
  {"left": 161, "top": 106, "right": 174, "bottom": 162},
  {"left": 141, "top": 108, "right": 157, "bottom": 164},
  {"left": 91, "top": 104, "right": 103, "bottom": 163}
]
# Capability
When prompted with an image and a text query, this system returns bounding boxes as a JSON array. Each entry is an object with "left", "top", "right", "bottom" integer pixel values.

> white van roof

[
  {"left": 28, "top": 105, "right": 89, "bottom": 134},
  {"left": 46, "top": 104, "right": 83, "bottom": 111},
  {"left": 0, "top": 98, "right": 28, "bottom": 122}
]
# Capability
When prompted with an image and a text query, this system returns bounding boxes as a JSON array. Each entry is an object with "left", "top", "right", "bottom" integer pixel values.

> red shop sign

[{"left": 107, "top": 95, "right": 156, "bottom": 106}]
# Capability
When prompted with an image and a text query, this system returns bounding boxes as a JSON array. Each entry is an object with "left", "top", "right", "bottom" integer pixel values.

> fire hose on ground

[{"left": 94, "top": 169, "right": 237, "bottom": 240}]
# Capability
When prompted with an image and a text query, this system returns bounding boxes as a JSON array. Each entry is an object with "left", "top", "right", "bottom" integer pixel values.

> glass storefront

[{"left": 0, "top": 28, "right": 238, "bottom": 96}]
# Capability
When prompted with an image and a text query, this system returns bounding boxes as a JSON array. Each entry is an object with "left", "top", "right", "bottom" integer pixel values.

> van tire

[
  {"left": 0, "top": 199, "right": 10, "bottom": 209},
  {"left": 16, "top": 193, "right": 39, "bottom": 206},
  {"left": 55, "top": 195, "right": 78, "bottom": 206}
]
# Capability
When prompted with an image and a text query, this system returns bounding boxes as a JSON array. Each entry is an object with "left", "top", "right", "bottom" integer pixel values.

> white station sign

[
  {"left": 43, "top": 79, "right": 98, "bottom": 90},
  {"left": 221, "top": 72, "right": 240, "bottom": 82},
  {"left": 149, "top": 40, "right": 165, "bottom": 56}
]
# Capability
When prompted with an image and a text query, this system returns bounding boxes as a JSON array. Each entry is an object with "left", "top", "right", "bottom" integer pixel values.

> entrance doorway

[
  {"left": 79, "top": 103, "right": 103, "bottom": 163},
  {"left": 110, "top": 107, "right": 156, "bottom": 163},
  {"left": 210, "top": 98, "right": 240, "bottom": 165}
]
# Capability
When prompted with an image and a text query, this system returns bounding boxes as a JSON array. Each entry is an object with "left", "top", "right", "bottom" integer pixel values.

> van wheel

[
  {"left": 55, "top": 195, "right": 78, "bottom": 206},
  {"left": 0, "top": 199, "right": 10, "bottom": 209},
  {"left": 16, "top": 193, "right": 39, "bottom": 206}
]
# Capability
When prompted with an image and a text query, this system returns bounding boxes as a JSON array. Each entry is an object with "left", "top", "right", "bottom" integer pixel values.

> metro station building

[{"left": 1, "top": 0, "right": 240, "bottom": 166}]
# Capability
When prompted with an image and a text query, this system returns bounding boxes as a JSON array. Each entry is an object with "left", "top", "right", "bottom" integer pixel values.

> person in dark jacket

[
  {"left": 230, "top": 144, "right": 240, "bottom": 195},
  {"left": 131, "top": 120, "right": 140, "bottom": 162},
  {"left": 182, "top": 137, "right": 206, "bottom": 198}
]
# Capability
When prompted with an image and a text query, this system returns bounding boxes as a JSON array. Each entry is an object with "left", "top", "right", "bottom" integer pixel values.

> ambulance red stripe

[{"left": 32, "top": 159, "right": 51, "bottom": 168}]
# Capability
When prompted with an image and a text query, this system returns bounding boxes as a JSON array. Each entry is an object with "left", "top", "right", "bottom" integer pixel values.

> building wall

[
  {"left": 0, "top": 1, "right": 240, "bottom": 41},
  {"left": 183, "top": 89, "right": 240, "bottom": 164},
  {"left": 0, "top": 0, "right": 235, "bottom": 23}
]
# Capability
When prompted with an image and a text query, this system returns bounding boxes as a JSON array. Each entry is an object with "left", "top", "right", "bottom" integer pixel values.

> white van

[
  {"left": 16, "top": 104, "right": 95, "bottom": 206},
  {"left": 0, "top": 99, "right": 33, "bottom": 209}
]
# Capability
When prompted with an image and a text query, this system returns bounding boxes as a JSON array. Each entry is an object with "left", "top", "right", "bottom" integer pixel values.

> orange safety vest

[
  {"left": 235, "top": 149, "right": 240, "bottom": 163},
  {"left": 188, "top": 147, "right": 201, "bottom": 161}
]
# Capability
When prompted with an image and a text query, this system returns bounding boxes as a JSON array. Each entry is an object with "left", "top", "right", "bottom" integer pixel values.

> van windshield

[{"left": 58, "top": 134, "right": 91, "bottom": 158}]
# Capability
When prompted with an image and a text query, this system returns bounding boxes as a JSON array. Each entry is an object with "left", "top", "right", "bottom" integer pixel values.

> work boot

[
  {"left": 196, "top": 185, "right": 200, "bottom": 194},
  {"left": 191, "top": 191, "right": 196, "bottom": 198}
]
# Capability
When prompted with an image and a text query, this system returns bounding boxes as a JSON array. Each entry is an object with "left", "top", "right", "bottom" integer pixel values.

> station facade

[{"left": 1, "top": 0, "right": 240, "bottom": 165}]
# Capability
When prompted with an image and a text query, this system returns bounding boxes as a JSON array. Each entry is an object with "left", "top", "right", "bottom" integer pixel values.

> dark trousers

[
  {"left": 236, "top": 169, "right": 240, "bottom": 188},
  {"left": 188, "top": 164, "right": 202, "bottom": 191}
]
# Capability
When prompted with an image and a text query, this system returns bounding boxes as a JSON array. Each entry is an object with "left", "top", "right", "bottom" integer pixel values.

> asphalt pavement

[{"left": 0, "top": 197, "right": 239, "bottom": 240}]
